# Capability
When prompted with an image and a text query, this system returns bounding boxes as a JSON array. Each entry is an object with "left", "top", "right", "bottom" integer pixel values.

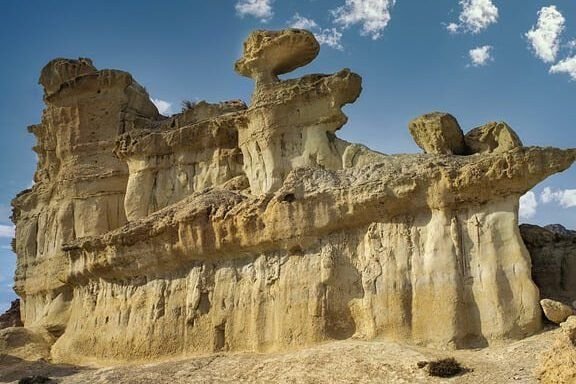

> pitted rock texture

[
  {"left": 408, "top": 112, "right": 466, "bottom": 155},
  {"left": 235, "top": 29, "right": 320, "bottom": 86},
  {"left": 6, "top": 29, "right": 576, "bottom": 364},
  {"left": 464, "top": 121, "right": 523, "bottom": 154}
]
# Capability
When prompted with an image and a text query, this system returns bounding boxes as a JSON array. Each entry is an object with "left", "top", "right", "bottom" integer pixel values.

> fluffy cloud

[
  {"left": 151, "top": 98, "right": 173, "bottom": 116},
  {"left": 288, "top": 14, "right": 344, "bottom": 50},
  {"left": 541, "top": 187, "right": 576, "bottom": 208},
  {"left": 235, "top": 0, "right": 273, "bottom": 22},
  {"left": 447, "top": 0, "right": 499, "bottom": 34},
  {"left": 0, "top": 225, "right": 15, "bottom": 239},
  {"left": 331, "top": 0, "right": 395, "bottom": 40},
  {"left": 289, "top": 14, "right": 318, "bottom": 30},
  {"left": 525, "top": 6, "right": 565, "bottom": 63},
  {"left": 519, "top": 191, "right": 538, "bottom": 219},
  {"left": 550, "top": 56, "right": 576, "bottom": 81},
  {"left": 469, "top": 45, "right": 493, "bottom": 66},
  {"left": 316, "top": 29, "right": 344, "bottom": 51}
]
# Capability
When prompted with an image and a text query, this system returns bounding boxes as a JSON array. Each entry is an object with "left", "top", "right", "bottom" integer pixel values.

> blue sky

[{"left": 0, "top": 0, "right": 575, "bottom": 311}]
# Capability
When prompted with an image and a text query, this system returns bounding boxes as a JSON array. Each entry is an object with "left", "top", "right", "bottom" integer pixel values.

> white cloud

[
  {"left": 550, "top": 55, "right": 576, "bottom": 81},
  {"left": 469, "top": 45, "right": 493, "bottom": 66},
  {"left": 447, "top": 0, "right": 499, "bottom": 34},
  {"left": 288, "top": 14, "right": 344, "bottom": 50},
  {"left": 151, "top": 98, "right": 173, "bottom": 116},
  {"left": 235, "top": 0, "right": 273, "bottom": 22},
  {"left": 541, "top": 187, "right": 576, "bottom": 208},
  {"left": 0, "top": 225, "right": 15, "bottom": 239},
  {"left": 525, "top": 6, "right": 565, "bottom": 63},
  {"left": 331, "top": 0, "right": 395, "bottom": 40},
  {"left": 289, "top": 14, "right": 318, "bottom": 30},
  {"left": 519, "top": 191, "right": 538, "bottom": 219},
  {"left": 446, "top": 23, "right": 459, "bottom": 34},
  {"left": 316, "top": 29, "right": 344, "bottom": 51}
]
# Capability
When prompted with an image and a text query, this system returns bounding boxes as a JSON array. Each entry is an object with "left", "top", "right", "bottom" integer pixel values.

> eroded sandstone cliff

[
  {"left": 7, "top": 29, "right": 576, "bottom": 363},
  {"left": 520, "top": 224, "right": 576, "bottom": 306}
]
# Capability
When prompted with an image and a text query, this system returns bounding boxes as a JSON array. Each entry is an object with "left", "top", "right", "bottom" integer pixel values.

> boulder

[
  {"left": 540, "top": 299, "right": 575, "bottom": 324},
  {"left": 234, "top": 29, "right": 319, "bottom": 86},
  {"left": 408, "top": 112, "right": 467, "bottom": 155},
  {"left": 465, "top": 122, "right": 522, "bottom": 154},
  {"left": 0, "top": 327, "right": 54, "bottom": 361}
]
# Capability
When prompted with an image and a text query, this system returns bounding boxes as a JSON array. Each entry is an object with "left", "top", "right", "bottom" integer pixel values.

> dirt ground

[{"left": 0, "top": 327, "right": 559, "bottom": 384}]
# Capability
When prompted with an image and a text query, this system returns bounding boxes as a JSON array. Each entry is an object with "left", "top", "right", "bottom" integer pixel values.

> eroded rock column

[
  {"left": 11, "top": 58, "right": 158, "bottom": 333},
  {"left": 235, "top": 29, "right": 362, "bottom": 194}
]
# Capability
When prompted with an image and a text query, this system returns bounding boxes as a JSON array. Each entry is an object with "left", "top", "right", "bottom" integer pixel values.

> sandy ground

[{"left": 0, "top": 327, "right": 558, "bottom": 384}]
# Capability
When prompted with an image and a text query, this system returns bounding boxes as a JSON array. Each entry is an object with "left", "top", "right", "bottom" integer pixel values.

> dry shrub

[{"left": 426, "top": 357, "right": 468, "bottom": 378}]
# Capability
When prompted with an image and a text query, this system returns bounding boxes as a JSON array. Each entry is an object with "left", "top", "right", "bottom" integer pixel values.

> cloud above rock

[
  {"left": 235, "top": 0, "right": 274, "bottom": 22},
  {"left": 525, "top": 6, "right": 565, "bottom": 63},
  {"left": 331, "top": 0, "right": 396, "bottom": 40},
  {"left": 288, "top": 14, "right": 344, "bottom": 50}
]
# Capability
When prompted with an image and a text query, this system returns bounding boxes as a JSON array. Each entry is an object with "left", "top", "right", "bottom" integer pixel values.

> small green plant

[{"left": 426, "top": 358, "right": 468, "bottom": 378}]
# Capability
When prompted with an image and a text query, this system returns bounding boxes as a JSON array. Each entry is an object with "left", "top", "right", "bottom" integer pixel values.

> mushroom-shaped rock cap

[
  {"left": 235, "top": 29, "right": 320, "bottom": 84},
  {"left": 39, "top": 57, "right": 97, "bottom": 96}
]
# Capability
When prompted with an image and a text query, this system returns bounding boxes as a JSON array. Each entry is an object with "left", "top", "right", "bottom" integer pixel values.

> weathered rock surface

[
  {"left": 520, "top": 224, "right": 576, "bottom": 305},
  {"left": 0, "top": 300, "right": 23, "bottom": 329},
  {"left": 6, "top": 29, "right": 576, "bottom": 364},
  {"left": 540, "top": 299, "right": 575, "bottom": 324},
  {"left": 537, "top": 316, "right": 576, "bottom": 384},
  {"left": 11, "top": 58, "right": 159, "bottom": 340},
  {"left": 464, "top": 122, "right": 523, "bottom": 154},
  {"left": 0, "top": 327, "right": 559, "bottom": 383},
  {"left": 235, "top": 29, "right": 320, "bottom": 86},
  {"left": 408, "top": 112, "right": 466, "bottom": 155},
  {"left": 0, "top": 326, "right": 54, "bottom": 361},
  {"left": 114, "top": 101, "right": 247, "bottom": 221}
]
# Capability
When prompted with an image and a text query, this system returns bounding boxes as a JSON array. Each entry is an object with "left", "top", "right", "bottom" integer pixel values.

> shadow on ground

[{"left": 0, "top": 354, "right": 87, "bottom": 383}]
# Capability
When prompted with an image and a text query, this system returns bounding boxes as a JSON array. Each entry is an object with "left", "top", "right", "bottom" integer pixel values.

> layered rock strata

[
  {"left": 12, "top": 59, "right": 158, "bottom": 338},
  {"left": 7, "top": 29, "right": 576, "bottom": 363}
]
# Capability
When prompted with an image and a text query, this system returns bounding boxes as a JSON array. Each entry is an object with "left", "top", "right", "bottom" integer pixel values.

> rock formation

[
  {"left": 6, "top": 29, "right": 576, "bottom": 364},
  {"left": 540, "top": 299, "right": 575, "bottom": 324},
  {"left": 0, "top": 300, "right": 23, "bottom": 329},
  {"left": 520, "top": 224, "right": 576, "bottom": 306},
  {"left": 536, "top": 315, "right": 576, "bottom": 384}
]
